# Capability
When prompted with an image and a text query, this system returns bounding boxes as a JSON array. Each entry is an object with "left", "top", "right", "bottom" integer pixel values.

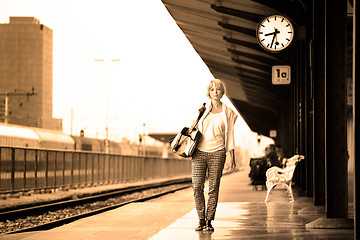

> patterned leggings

[{"left": 191, "top": 148, "right": 226, "bottom": 220}]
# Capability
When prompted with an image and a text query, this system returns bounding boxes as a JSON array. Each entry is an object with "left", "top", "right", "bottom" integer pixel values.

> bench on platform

[{"left": 264, "top": 155, "right": 304, "bottom": 202}]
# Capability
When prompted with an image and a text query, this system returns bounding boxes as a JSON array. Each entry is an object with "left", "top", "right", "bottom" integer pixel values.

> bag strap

[
  {"left": 189, "top": 103, "right": 206, "bottom": 132},
  {"left": 169, "top": 103, "right": 206, "bottom": 144}
]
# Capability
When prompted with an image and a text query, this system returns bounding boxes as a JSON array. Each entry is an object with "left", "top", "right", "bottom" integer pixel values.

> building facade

[{"left": 0, "top": 17, "right": 62, "bottom": 130}]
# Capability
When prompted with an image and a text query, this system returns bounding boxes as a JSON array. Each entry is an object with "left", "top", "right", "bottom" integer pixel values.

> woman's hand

[{"left": 229, "top": 149, "right": 236, "bottom": 173}]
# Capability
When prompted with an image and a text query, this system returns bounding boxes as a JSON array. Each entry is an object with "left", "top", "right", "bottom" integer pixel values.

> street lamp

[
  {"left": 95, "top": 59, "right": 120, "bottom": 153},
  {"left": 142, "top": 123, "right": 146, "bottom": 156}
]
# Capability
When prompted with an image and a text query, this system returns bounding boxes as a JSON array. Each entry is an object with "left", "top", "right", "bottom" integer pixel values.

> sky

[{"left": 0, "top": 0, "right": 273, "bottom": 155}]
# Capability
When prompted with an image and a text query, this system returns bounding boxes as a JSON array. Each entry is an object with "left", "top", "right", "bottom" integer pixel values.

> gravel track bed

[{"left": 0, "top": 183, "right": 190, "bottom": 234}]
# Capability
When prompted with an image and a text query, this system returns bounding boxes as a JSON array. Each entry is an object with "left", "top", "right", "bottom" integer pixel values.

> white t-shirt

[{"left": 197, "top": 111, "right": 226, "bottom": 152}]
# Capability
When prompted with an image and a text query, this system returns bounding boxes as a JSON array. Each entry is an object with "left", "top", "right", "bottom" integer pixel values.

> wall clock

[{"left": 256, "top": 15, "right": 294, "bottom": 52}]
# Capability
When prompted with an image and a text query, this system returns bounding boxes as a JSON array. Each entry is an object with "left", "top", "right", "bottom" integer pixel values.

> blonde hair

[{"left": 206, "top": 79, "right": 226, "bottom": 98}]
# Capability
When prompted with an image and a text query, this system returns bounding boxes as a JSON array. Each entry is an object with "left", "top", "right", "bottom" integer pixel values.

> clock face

[{"left": 256, "top": 15, "right": 294, "bottom": 52}]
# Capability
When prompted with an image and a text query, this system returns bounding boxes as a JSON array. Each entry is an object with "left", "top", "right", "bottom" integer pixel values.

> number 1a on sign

[{"left": 272, "top": 65, "right": 291, "bottom": 85}]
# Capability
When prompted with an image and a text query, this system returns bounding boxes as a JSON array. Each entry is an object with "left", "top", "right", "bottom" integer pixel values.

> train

[{"left": 0, "top": 122, "right": 173, "bottom": 158}]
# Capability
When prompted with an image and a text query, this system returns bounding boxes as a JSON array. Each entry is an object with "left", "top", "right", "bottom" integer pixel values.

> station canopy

[{"left": 162, "top": 0, "right": 305, "bottom": 137}]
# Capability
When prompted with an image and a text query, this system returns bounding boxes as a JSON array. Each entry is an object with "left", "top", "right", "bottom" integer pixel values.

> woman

[{"left": 191, "top": 79, "right": 238, "bottom": 231}]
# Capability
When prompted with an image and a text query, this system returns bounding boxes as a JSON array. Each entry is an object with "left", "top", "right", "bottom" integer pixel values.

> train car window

[{"left": 81, "top": 143, "right": 92, "bottom": 151}]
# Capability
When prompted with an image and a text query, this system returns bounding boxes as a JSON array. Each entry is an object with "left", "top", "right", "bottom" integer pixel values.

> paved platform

[{"left": 1, "top": 170, "right": 355, "bottom": 240}]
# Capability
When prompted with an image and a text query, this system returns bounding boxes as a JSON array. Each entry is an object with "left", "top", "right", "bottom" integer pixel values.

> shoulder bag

[{"left": 170, "top": 103, "right": 206, "bottom": 157}]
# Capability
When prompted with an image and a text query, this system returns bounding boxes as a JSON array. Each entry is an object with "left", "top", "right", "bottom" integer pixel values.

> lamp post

[
  {"left": 71, "top": 108, "right": 74, "bottom": 135},
  {"left": 95, "top": 59, "right": 120, "bottom": 153},
  {"left": 143, "top": 123, "right": 146, "bottom": 156}
]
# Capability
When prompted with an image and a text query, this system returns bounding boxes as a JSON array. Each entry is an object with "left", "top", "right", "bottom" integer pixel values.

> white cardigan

[{"left": 197, "top": 101, "right": 238, "bottom": 152}]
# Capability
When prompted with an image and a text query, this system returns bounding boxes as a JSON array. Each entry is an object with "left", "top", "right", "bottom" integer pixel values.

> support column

[
  {"left": 354, "top": 0, "right": 359, "bottom": 237},
  {"left": 303, "top": 4, "right": 314, "bottom": 196},
  {"left": 325, "top": 0, "right": 348, "bottom": 219},
  {"left": 312, "top": 0, "right": 326, "bottom": 207},
  {"left": 307, "top": 0, "right": 353, "bottom": 229}
]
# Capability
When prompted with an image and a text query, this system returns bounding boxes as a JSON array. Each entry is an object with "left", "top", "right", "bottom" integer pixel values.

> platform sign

[{"left": 272, "top": 65, "right": 291, "bottom": 85}]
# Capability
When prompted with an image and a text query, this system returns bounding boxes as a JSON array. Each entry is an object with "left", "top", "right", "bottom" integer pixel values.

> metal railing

[{"left": 0, "top": 146, "right": 191, "bottom": 194}]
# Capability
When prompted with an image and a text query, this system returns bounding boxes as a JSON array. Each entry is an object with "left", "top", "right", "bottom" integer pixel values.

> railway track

[{"left": 0, "top": 178, "right": 192, "bottom": 235}]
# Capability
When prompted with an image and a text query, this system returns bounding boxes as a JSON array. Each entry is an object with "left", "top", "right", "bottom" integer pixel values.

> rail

[{"left": 0, "top": 146, "right": 191, "bottom": 195}]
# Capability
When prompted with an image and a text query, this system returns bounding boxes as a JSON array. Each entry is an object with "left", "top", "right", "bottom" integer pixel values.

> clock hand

[
  {"left": 265, "top": 31, "right": 276, "bottom": 36},
  {"left": 271, "top": 28, "right": 280, "bottom": 48},
  {"left": 270, "top": 34, "right": 275, "bottom": 48}
]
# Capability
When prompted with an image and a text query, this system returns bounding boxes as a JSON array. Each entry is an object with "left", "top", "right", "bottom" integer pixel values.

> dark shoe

[
  {"left": 206, "top": 220, "right": 214, "bottom": 231},
  {"left": 195, "top": 219, "right": 206, "bottom": 231}
]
